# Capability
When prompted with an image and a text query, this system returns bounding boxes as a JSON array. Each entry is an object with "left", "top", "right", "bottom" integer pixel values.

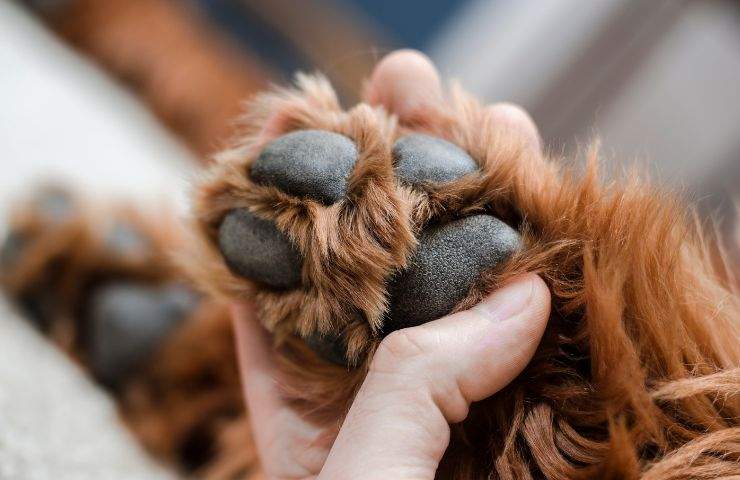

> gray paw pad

[
  {"left": 393, "top": 133, "right": 478, "bottom": 186},
  {"left": 34, "top": 187, "right": 74, "bottom": 222},
  {"left": 251, "top": 129, "right": 358, "bottom": 205},
  {"left": 105, "top": 222, "right": 150, "bottom": 256},
  {"left": 218, "top": 208, "right": 302, "bottom": 288},
  {"left": 385, "top": 215, "right": 521, "bottom": 332},
  {"left": 0, "top": 231, "right": 27, "bottom": 268},
  {"left": 88, "top": 282, "right": 199, "bottom": 386},
  {"left": 304, "top": 330, "right": 348, "bottom": 366}
]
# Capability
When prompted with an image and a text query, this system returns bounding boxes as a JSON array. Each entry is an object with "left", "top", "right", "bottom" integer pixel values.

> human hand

[
  {"left": 231, "top": 50, "right": 550, "bottom": 480},
  {"left": 233, "top": 272, "right": 549, "bottom": 480}
]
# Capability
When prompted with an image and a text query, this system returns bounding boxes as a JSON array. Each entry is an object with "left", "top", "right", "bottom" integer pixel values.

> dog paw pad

[
  {"left": 251, "top": 129, "right": 358, "bottom": 205},
  {"left": 218, "top": 208, "right": 302, "bottom": 288},
  {"left": 88, "top": 282, "right": 198, "bottom": 386},
  {"left": 393, "top": 133, "right": 478, "bottom": 186},
  {"left": 105, "top": 222, "right": 150, "bottom": 256},
  {"left": 385, "top": 215, "right": 521, "bottom": 332},
  {"left": 0, "top": 231, "right": 26, "bottom": 268},
  {"left": 35, "top": 187, "right": 74, "bottom": 222},
  {"left": 305, "top": 330, "right": 348, "bottom": 366}
]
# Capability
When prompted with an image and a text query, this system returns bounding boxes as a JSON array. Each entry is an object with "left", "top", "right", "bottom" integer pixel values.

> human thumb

[{"left": 318, "top": 273, "right": 551, "bottom": 480}]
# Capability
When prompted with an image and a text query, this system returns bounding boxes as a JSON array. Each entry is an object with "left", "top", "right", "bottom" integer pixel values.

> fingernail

[{"left": 472, "top": 275, "right": 535, "bottom": 322}]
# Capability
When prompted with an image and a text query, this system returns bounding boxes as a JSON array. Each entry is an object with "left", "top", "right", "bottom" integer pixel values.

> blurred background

[
  {"left": 0, "top": 1, "right": 739, "bottom": 476},
  {"left": 0, "top": 0, "right": 740, "bottom": 255},
  {"left": 2, "top": 0, "right": 739, "bottom": 236}
]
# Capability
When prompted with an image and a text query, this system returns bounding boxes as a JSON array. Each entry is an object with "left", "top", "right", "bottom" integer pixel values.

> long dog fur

[{"left": 180, "top": 75, "right": 740, "bottom": 479}]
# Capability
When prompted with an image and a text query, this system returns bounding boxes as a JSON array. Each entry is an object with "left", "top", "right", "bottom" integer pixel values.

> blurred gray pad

[
  {"left": 393, "top": 134, "right": 478, "bottom": 186},
  {"left": 0, "top": 230, "right": 27, "bottom": 268},
  {"left": 304, "top": 331, "right": 348, "bottom": 366},
  {"left": 105, "top": 222, "right": 150, "bottom": 256},
  {"left": 88, "top": 282, "right": 199, "bottom": 387},
  {"left": 218, "top": 208, "right": 302, "bottom": 288},
  {"left": 250, "top": 129, "right": 358, "bottom": 205},
  {"left": 385, "top": 215, "right": 521, "bottom": 333},
  {"left": 35, "top": 187, "right": 74, "bottom": 222}
]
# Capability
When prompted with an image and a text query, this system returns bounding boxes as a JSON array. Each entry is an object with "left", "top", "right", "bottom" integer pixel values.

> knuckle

[{"left": 373, "top": 328, "right": 429, "bottom": 371}]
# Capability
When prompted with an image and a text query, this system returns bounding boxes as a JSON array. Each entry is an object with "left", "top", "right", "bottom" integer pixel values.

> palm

[{"left": 253, "top": 399, "right": 330, "bottom": 479}]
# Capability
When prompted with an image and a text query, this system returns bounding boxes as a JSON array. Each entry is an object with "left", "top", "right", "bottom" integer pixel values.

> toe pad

[
  {"left": 304, "top": 330, "right": 348, "bottom": 366},
  {"left": 218, "top": 209, "right": 302, "bottom": 288},
  {"left": 35, "top": 188, "right": 74, "bottom": 222},
  {"left": 385, "top": 215, "right": 521, "bottom": 332},
  {"left": 0, "top": 231, "right": 27, "bottom": 268},
  {"left": 251, "top": 129, "right": 358, "bottom": 205},
  {"left": 393, "top": 133, "right": 478, "bottom": 186},
  {"left": 88, "top": 282, "right": 198, "bottom": 386}
]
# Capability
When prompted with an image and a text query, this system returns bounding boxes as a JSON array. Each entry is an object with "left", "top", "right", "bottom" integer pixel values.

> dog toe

[
  {"left": 393, "top": 133, "right": 478, "bottom": 187},
  {"left": 250, "top": 129, "right": 358, "bottom": 205},
  {"left": 218, "top": 208, "right": 302, "bottom": 289},
  {"left": 385, "top": 214, "right": 521, "bottom": 332},
  {"left": 88, "top": 282, "right": 198, "bottom": 386}
]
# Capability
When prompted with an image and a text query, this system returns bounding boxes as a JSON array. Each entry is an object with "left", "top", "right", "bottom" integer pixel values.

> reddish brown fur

[{"left": 183, "top": 75, "right": 740, "bottom": 479}]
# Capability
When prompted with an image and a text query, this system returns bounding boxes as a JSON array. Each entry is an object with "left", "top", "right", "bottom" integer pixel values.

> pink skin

[{"left": 232, "top": 50, "right": 552, "bottom": 480}]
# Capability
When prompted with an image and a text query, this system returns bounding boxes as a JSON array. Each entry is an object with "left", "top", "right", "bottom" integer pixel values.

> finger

[
  {"left": 318, "top": 274, "right": 550, "bottom": 480},
  {"left": 231, "top": 301, "right": 284, "bottom": 419},
  {"left": 485, "top": 102, "right": 542, "bottom": 152},
  {"left": 364, "top": 49, "right": 443, "bottom": 123},
  {"left": 232, "top": 302, "right": 330, "bottom": 478},
  {"left": 232, "top": 302, "right": 297, "bottom": 463}
]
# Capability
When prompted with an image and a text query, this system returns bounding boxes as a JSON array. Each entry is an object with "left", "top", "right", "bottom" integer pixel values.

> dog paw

[
  {"left": 0, "top": 189, "right": 198, "bottom": 382},
  {"left": 188, "top": 79, "right": 524, "bottom": 366},
  {"left": 209, "top": 127, "right": 519, "bottom": 363}
]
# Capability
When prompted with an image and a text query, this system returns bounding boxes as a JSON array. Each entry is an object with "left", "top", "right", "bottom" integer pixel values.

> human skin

[{"left": 231, "top": 50, "right": 551, "bottom": 480}]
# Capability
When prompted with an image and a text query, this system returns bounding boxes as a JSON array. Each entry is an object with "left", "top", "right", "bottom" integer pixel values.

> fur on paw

[
  {"left": 1, "top": 187, "right": 248, "bottom": 472},
  {"left": 184, "top": 75, "right": 536, "bottom": 366},
  {"left": 0, "top": 188, "right": 193, "bottom": 383}
]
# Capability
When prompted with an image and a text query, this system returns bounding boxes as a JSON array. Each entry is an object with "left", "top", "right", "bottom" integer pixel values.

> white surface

[
  {"left": 0, "top": 297, "right": 174, "bottom": 480},
  {"left": 0, "top": 1, "right": 196, "bottom": 228},
  {"left": 0, "top": 3, "right": 194, "bottom": 477}
]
